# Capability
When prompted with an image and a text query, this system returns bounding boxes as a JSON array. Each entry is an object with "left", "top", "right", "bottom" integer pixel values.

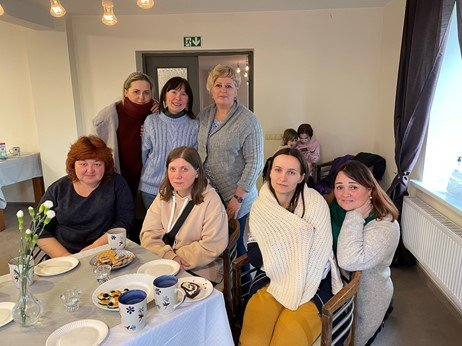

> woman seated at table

[
  {"left": 331, "top": 160, "right": 399, "bottom": 345},
  {"left": 37, "top": 136, "right": 134, "bottom": 257},
  {"left": 239, "top": 148, "right": 342, "bottom": 345},
  {"left": 140, "top": 146, "right": 228, "bottom": 283}
]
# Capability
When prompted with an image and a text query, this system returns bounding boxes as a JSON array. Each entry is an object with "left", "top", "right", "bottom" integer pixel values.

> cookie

[
  {"left": 97, "top": 292, "right": 110, "bottom": 301},
  {"left": 107, "top": 297, "right": 119, "bottom": 309}
]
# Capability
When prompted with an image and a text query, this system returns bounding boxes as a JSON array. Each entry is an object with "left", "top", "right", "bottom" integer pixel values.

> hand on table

[{"left": 173, "top": 255, "right": 190, "bottom": 268}]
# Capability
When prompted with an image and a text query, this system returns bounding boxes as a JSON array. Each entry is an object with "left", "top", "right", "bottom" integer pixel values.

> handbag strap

[{"left": 163, "top": 200, "right": 195, "bottom": 246}]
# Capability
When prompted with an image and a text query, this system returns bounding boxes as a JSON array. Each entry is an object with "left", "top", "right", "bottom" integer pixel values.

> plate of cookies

[
  {"left": 90, "top": 249, "right": 136, "bottom": 270},
  {"left": 92, "top": 273, "right": 155, "bottom": 311},
  {"left": 178, "top": 276, "right": 213, "bottom": 303}
]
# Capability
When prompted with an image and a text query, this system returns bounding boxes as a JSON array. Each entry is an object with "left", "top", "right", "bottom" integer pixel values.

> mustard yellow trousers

[{"left": 239, "top": 286, "right": 321, "bottom": 345}]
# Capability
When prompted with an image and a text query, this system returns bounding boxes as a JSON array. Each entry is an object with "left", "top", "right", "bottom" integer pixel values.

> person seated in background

[
  {"left": 296, "top": 123, "right": 320, "bottom": 187},
  {"left": 331, "top": 160, "right": 399, "bottom": 346},
  {"left": 240, "top": 148, "right": 342, "bottom": 346},
  {"left": 37, "top": 136, "right": 134, "bottom": 257},
  {"left": 277, "top": 128, "right": 298, "bottom": 151},
  {"left": 140, "top": 146, "right": 228, "bottom": 283}
]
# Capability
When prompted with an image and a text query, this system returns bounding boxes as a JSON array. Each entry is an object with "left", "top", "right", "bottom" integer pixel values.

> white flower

[
  {"left": 43, "top": 201, "right": 53, "bottom": 209},
  {"left": 16, "top": 210, "right": 24, "bottom": 218},
  {"left": 46, "top": 210, "right": 56, "bottom": 219},
  {"left": 25, "top": 229, "right": 32, "bottom": 235}
]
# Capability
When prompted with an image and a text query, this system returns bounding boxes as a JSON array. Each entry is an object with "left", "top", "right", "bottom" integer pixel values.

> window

[{"left": 422, "top": 8, "right": 462, "bottom": 209}]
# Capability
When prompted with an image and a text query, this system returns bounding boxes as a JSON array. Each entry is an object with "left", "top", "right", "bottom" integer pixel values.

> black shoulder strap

[{"left": 163, "top": 200, "right": 195, "bottom": 246}]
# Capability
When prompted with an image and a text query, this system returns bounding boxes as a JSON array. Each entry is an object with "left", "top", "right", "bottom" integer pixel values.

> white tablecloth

[
  {"left": 0, "top": 242, "right": 234, "bottom": 345},
  {"left": 0, "top": 153, "right": 43, "bottom": 208}
]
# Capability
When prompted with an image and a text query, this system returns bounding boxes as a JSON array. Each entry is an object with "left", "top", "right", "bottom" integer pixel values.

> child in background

[
  {"left": 296, "top": 124, "right": 320, "bottom": 185},
  {"left": 278, "top": 128, "right": 298, "bottom": 150}
]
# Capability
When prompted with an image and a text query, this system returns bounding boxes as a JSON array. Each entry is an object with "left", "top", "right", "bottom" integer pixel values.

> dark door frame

[{"left": 136, "top": 49, "right": 254, "bottom": 111}]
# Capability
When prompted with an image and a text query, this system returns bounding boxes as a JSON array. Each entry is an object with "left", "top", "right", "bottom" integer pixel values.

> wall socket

[{"left": 264, "top": 133, "right": 283, "bottom": 140}]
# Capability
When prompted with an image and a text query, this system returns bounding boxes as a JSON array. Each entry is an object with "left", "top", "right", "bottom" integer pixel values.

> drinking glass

[
  {"left": 60, "top": 289, "right": 81, "bottom": 312},
  {"left": 94, "top": 264, "right": 111, "bottom": 284}
]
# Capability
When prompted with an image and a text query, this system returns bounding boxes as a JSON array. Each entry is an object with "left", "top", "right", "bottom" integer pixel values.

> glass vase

[{"left": 12, "top": 270, "right": 43, "bottom": 327}]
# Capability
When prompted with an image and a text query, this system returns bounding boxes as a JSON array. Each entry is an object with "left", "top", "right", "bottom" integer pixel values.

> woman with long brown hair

[{"left": 331, "top": 160, "right": 400, "bottom": 345}]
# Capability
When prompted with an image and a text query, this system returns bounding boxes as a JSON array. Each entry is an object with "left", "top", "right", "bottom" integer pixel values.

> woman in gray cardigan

[
  {"left": 330, "top": 160, "right": 400, "bottom": 345},
  {"left": 197, "top": 64, "right": 263, "bottom": 257}
]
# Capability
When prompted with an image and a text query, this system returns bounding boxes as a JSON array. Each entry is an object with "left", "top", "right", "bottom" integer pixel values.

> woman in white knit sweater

[
  {"left": 331, "top": 160, "right": 400, "bottom": 345},
  {"left": 239, "top": 148, "right": 342, "bottom": 346}
]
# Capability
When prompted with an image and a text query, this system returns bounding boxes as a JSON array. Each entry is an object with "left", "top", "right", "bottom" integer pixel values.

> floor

[{"left": 1, "top": 203, "right": 461, "bottom": 345}]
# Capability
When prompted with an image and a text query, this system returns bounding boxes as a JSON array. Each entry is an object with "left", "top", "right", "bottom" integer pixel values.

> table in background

[
  {"left": 0, "top": 241, "right": 233, "bottom": 345},
  {"left": 0, "top": 153, "right": 45, "bottom": 231}
]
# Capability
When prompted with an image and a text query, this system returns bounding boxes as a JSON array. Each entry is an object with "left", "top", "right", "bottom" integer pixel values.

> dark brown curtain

[{"left": 387, "top": 0, "right": 462, "bottom": 265}]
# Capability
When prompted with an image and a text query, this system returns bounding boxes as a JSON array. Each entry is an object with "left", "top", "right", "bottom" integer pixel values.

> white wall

[{"left": 1, "top": 5, "right": 407, "bottom": 202}]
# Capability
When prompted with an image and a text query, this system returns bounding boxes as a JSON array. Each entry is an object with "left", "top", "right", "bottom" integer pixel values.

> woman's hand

[
  {"left": 173, "top": 255, "right": 190, "bottom": 268},
  {"left": 355, "top": 199, "right": 373, "bottom": 218},
  {"left": 151, "top": 99, "right": 160, "bottom": 113},
  {"left": 226, "top": 198, "right": 241, "bottom": 220}
]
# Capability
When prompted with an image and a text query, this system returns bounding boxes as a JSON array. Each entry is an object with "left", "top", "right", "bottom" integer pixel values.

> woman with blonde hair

[
  {"left": 197, "top": 64, "right": 263, "bottom": 259},
  {"left": 331, "top": 160, "right": 399, "bottom": 345},
  {"left": 92, "top": 72, "right": 155, "bottom": 199}
]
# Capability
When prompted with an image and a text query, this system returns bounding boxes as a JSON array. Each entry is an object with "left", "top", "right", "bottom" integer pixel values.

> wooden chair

[
  {"left": 221, "top": 219, "right": 240, "bottom": 323},
  {"left": 314, "top": 160, "right": 334, "bottom": 184},
  {"left": 232, "top": 254, "right": 361, "bottom": 345},
  {"left": 313, "top": 271, "right": 362, "bottom": 346}
]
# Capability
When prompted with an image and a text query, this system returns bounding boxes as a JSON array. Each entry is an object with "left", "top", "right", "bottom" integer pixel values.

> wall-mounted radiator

[{"left": 402, "top": 197, "right": 462, "bottom": 314}]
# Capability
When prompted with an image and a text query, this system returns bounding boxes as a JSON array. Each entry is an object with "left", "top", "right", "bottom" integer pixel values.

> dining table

[{"left": 0, "top": 241, "right": 234, "bottom": 345}]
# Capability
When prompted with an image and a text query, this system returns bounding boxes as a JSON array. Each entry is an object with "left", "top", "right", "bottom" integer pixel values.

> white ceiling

[{"left": 23, "top": 0, "right": 393, "bottom": 16}]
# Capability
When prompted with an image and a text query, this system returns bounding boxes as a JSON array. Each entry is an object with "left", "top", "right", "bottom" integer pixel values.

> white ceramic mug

[
  {"left": 107, "top": 227, "right": 126, "bottom": 250},
  {"left": 153, "top": 275, "right": 186, "bottom": 314},
  {"left": 8, "top": 256, "right": 35, "bottom": 288},
  {"left": 118, "top": 289, "right": 147, "bottom": 332}
]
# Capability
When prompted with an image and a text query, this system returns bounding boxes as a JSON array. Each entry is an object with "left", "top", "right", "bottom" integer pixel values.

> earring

[{"left": 369, "top": 196, "right": 372, "bottom": 200}]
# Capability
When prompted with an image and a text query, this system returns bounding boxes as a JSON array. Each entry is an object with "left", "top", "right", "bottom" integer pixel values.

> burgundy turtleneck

[{"left": 116, "top": 97, "right": 154, "bottom": 198}]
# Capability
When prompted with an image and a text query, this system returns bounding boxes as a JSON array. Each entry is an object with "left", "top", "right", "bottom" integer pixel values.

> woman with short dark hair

[{"left": 38, "top": 136, "right": 134, "bottom": 257}]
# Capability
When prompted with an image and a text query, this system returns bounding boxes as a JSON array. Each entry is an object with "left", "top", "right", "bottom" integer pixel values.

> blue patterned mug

[
  {"left": 153, "top": 275, "right": 186, "bottom": 314},
  {"left": 119, "top": 289, "right": 147, "bottom": 332}
]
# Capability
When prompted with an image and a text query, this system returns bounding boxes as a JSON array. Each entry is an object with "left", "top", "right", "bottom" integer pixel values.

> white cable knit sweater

[{"left": 250, "top": 183, "right": 341, "bottom": 310}]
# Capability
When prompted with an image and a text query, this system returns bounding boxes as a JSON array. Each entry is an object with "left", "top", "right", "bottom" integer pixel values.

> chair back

[
  {"left": 319, "top": 271, "right": 361, "bottom": 346},
  {"left": 221, "top": 219, "right": 240, "bottom": 322},
  {"left": 32, "top": 246, "right": 49, "bottom": 264}
]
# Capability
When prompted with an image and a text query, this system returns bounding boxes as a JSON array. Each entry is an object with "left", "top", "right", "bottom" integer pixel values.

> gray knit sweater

[
  {"left": 198, "top": 101, "right": 263, "bottom": 218},
  {"left": 140, "top": 112, "right": 199, "bottom": 195},
  {"left": 337, "top": 211, "right": 400, "bottom": 346}
]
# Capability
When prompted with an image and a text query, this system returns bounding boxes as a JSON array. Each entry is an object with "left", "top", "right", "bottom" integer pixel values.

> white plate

[
  {"left": 0, "top": 302, "right": 15, "bottom": 327},
  {"left": 137, "top": 259, "right": 180, "bottom": 277},
  {"left": 178, "top": 276, "right": 213, "bottom": 303},
  {"left": 46, "top": 319, "right": 108, "bottom": 346},
  {"left": 92, "top": 273, "right": 155, "bottom": 312},
  {"left": 35, "top": 257, "right": 79, "bottom": 276}
]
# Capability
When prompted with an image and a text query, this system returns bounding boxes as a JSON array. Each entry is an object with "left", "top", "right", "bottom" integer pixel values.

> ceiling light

[
  {"left": 244, "top": 72, "right": 248, "bottom": 78},
  {"left": 245, "top": 64, "right": 249, "bottom": 72},
  {"left": 236, "top": 64, "right": 241, "bottom": 74},
  {"left": 102, "top": 0, "right": 118, "bottom": 26},
  {"left": 136, "top": 0, "right": 155, "bottom": 9},
  {"left": 50, "top": 0, "right": 66, "bottom": 18}
]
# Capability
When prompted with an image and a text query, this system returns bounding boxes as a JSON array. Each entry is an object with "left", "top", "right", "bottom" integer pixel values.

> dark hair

[
  {"left": 159, "top": 147, "right": 207, "bottom": 204},
  {"left": 282, "top": 128, "right": 298, "bottom": 145},
  {"left": 66, "top": 136, "right": 115, "bottom": 182},
  {"left": 264, "top": 147, "right": 308, "bottom": 215},
  {"left": 158, "top": 77, "right": 195, "bottom": 119},
  {"left": 297, "top": 123, "right": 313, "bottom": 137},
  {"left": 333, "top": 160, "right": 399, "bottom": 221}
]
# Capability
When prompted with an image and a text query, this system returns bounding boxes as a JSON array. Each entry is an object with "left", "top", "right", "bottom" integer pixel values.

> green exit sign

[{"left": 184, "top": 36, "right": 202, "bottom": 47}]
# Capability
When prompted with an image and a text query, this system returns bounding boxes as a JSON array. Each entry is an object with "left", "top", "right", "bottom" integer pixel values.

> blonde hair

[
  {"left": 122, "top": 72, "right": 153, "bottom": 104},
  {"left": 206, "top": 64, "right": 241, "bottom": 93}
]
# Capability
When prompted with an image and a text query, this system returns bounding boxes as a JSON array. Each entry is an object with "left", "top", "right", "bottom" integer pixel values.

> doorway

[{"left": 137, "top": 50, "right": 254, "bottom": 113}]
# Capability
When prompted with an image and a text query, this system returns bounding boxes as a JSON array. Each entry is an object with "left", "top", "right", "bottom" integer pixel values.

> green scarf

[{"left": 330, "top": 199, "right": 376, "bottom": 254}]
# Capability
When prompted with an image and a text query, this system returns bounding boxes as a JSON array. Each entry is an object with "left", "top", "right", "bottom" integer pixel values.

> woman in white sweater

[
  {"left": 331, "top": 160, "right": 400, "bottom": 346},
  {"left": 239, "top": 148, "right": 342, "bottom": 345}
]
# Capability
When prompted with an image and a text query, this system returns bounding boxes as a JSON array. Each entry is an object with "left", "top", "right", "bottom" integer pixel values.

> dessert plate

[
  {"left": 0, "top": 302, "right": 15, "bottom": 328},
  {"left": 46, "top": 319, "right": 108, "bottom": 346},
  {"left": 89, "top": 250, "right": 135, "bottom": 270},
  {"left": 137, "top": 259, "right": 180, "bottom": 277},
  {"left": 92, "top": 273, "right": 155, "bottom": 312},
  {"left": 178, "top": 276, "right": 213, "bottom": 303},
  {"left": 35, "top": 257, "right": 79, "bottom": 276}
]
